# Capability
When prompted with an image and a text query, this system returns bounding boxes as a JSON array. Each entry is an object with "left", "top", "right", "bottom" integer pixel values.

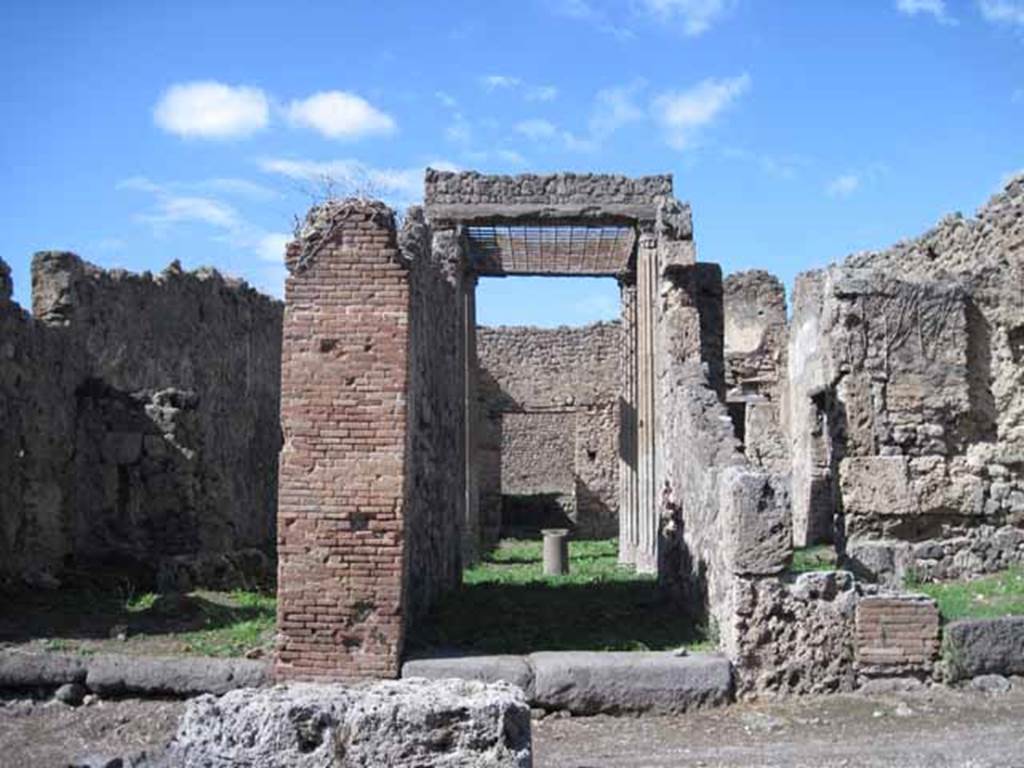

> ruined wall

[
  {"left": 277, "top": 200, "right": 465, "bottom": 681},
  {"left": 403, "top": 210, "right": 465, "bottom": 620},
  {"left": 0, "top": 258, "right": 78, "bottom": 583},
  {"left": 0, "top": 253, "right": 282, "bottom": 586},
  {"left": 425, "top": 170, "right": 673, "bottom": 208},
  {"left": 476, "top": 323, "right": 621, "bottom": 539},
  {"left": 788, "top": 175, "right": 1024, "bottom": 580},
  {"left": 723, "top": 270, "right": 789, "bottom": 474}
]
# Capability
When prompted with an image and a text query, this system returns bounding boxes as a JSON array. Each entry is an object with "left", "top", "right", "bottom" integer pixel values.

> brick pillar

[{"left": 276, "top": 200, "right": 411, "bottom": 681}]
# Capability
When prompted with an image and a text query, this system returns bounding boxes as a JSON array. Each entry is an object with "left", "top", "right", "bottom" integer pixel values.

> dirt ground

[{"left": 1, "top": 686, "right": 1023, "bottom": 767}]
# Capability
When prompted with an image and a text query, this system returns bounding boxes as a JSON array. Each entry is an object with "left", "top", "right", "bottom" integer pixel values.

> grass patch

[
  {"left": 789, "top": 545, "right": 837, "bottom": 574},
  {"left": 125, "top": 592, "right": 158, "bottom": 613},
  {"left": 177, "top": 590, "right": 276, "bottom": 657},
  {"left": 0, "top": 586, "right": 276, "bottom": 659},
  {"left": 408, "top": 538, "right": 708, "bottom": 655},
  {"left": 907, "top": 567, "right": 1024, "bottom": 621}
]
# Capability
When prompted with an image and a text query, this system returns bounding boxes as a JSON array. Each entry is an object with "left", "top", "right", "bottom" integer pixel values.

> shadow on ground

[{"left": 407, "top": 539, "right": 705, "bottom": 655}]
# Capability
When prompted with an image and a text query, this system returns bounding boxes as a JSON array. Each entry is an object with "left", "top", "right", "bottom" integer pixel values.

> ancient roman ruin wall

[
  {"left": 424, "top": 169, "right": 673, "bottom": 208},
  {"left": 0, "top": 252, "right": 282, "bottom": 588},
  {"left": 723, "top": 270, "right": 789, "bottom": 474},
  {"left": 276, "top": 200, "right": 466, "bottom": 681},
  {"left": 403, "top": 208, "right": 466, "bottom": 620},
  {"left": 476, "top": 322, "right": 621, "bottom": 540},
  {"left": 788, "top": 175, "right": 1024, "bottom": 582}
]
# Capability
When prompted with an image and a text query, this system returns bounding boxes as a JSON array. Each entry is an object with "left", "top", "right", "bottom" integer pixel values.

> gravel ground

[{"left": 2, "top": 685, "right": 1023, "bottom": 767}]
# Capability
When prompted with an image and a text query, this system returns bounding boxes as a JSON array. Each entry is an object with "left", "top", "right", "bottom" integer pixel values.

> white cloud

[
  {"left": 978, "top": 0, "right": 1024, "bottom": 26},
  {"left": 258, "top": 158, "right": 459, "bottom": 204},
  {"left": 256, "top": 232, "right": 292, "bottom": 263},
  {"left": 481, "top": 75, "right": 522, "bottom": 91},
  {"left": 553, "top": 0, "right": 597, "bottom": 18},
  {"left": 153, "top": 81, "right": 269, "bottom": 139},
  {"left": 896, "top": 0, "right": 957, "bottom": 23},
  {"left": 446, "top": 113, "right": 473, "bottom": 144},
  {"left": 515, "top": 119, "right": 559, "bottom": 140},
  {"left": 436, "top": 91, "right": 458, "bottom": 108},
  {"left": 286, "top": 91, "right": 396, "bottom": 141},
  {"left": 496, "top": 149, "right": 528, "bottom": 166},
  {"left": 590, "top": 83, "right": 646, "bottom": 139},
  {"left": 119, "top": 177, "right": 244, "bottom": 232},
  {"left": 652, "top": 73, "right": 751, "bottom": 150},
  {"left": 826, "top": 173, "right": 861, "bottom": 198},
  {"left": 526, "top": 85, "right": 559, "bottom": 102},
  {"left": 637, "top": 0, "right": 734, "bottom": 36}
]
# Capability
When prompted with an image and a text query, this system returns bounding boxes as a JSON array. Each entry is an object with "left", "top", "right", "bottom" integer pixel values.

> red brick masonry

[
  {"left": 855, "top": 595, "right": 940, "bottom": 676},
  {"left": 276, "top": 203, "right": 410, "bottom": 681}
]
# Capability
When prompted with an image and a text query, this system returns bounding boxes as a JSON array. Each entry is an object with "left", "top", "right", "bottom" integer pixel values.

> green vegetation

[
  {"left": 408, "top": 538, "right": 709, "bottom": 655},
  {"left": 178, "top": 590, "right": 276, "bottom": 657},
  {"left": 907, "top": 567, "right": 1024, "bottom": 621},
  {"left": 789, "top": 545, "right": 838, "bottom": 573},
  {"left": 125, "top": 591, "right": 159, "bottom": 613},
  {"left": 2, "top": 586, "right": 276, "bottom": 659}
]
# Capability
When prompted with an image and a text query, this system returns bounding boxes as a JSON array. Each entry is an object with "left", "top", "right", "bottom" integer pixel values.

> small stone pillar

[{"left": 542, "top": 529, "right": 570, "bottom": 576}]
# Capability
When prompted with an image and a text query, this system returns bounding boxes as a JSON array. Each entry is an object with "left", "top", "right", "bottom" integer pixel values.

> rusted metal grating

[{"left": 465, "top": 224, "right": 635, "bottom": 276}]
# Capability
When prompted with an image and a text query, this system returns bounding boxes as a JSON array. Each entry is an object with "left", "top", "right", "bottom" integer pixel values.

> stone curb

[
  {"left": 401, "top": 651, "right": 734, "bottom": 714},
  {"left": 944, "top": 617, "right": 1024, "bottom": 681},
  {"left": 0, "top": 650, "right": 270, "bottom": 697}
]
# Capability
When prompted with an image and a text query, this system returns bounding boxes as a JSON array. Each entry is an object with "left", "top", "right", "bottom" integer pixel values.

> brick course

[{"left": 276, "top": 202, "right": 412, "bottom": 681}]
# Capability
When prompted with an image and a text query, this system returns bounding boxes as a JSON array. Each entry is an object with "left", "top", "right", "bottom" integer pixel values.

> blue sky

[{"left": 1, "top": 0, "right": 1021, "bottom": 326}]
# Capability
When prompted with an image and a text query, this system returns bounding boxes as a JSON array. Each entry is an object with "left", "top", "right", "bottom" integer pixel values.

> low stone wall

[{"left": 0, "top": 253, "right": 282, "bottom": 586}]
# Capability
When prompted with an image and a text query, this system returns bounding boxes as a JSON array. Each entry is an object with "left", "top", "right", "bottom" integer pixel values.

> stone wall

[
  {"left": 723, "top": 270, "right": 789, "bottom": 474},
  {"left": 788, "top": 175, "right": 1024, "bottom": 580},
  {"left": 425, "top": 170, "right": 672, "bottom": 208},
  {"left": 276, "top": 200, "right": 465, "bottom": 681},
  {"left": 476, "top": 322, "right": 621, "bottom": 540},
  {"left": 404, "top": 209, "right": 465, "bottom": 620},
  {"left": 0, "top": 252, "right": 282, "bottom": 586}
]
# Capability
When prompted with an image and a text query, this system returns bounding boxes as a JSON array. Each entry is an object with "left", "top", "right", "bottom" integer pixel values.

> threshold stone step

[{"left": 401, "top": 650, "right": 733, "bottom": 714}]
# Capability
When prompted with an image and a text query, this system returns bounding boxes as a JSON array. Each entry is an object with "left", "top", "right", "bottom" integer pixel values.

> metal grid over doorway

[{"left": 465, "top": 224, "right": 636, "bottom": 276}]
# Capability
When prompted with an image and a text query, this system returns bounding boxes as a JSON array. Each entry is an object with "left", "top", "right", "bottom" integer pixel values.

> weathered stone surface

[
  {"left": 1, "top": 252, "right": 282, "bottom": 584},
  {"left": 788, "top": 175, "right": 1024, "bottom": 580},
  {"left": 528, "top": 651, "right": 732, "bottom": 714},
  {"left": 944, "top": 617, "right": 1024, "bottom": 680},
  {"left": 0, "top": 651, "right": 87, "bottom": 687},
  {"left": 723, "top": 270, "right": 789, "bottom": 474},
  {"left": 85, "top": 655, "right": 268, "bottom": 697},
  {"left": 402, "top": 656, "right": 535, "bottom": 697},
  {"left": 54, "top": 682, "right": 87, "bottom": 706},
  {"left": 720, "top": 467, "right": 792, "bottom": 576},
  {"left": 730, "top": 573, "right": 859, "bottom": 695},
  {"left": 166, "top": 680, "right": 531, "bottom": 767}
]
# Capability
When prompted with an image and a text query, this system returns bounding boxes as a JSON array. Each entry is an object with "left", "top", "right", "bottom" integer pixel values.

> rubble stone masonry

[
  {"left": 476, "top": 322, "right": 622, "bottom": 540},
  {"left": 0, "top": 252, "right": 282, "bottom": 586}
]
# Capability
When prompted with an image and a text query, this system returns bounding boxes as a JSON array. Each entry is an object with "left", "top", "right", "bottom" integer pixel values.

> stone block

[
  {"left": 720, "top": 467, "right": 792, "bottom": 576},
  {"left": 944, "top": 617, "right": 1024, "bottom": 681},
  {"left": 528, "top": 651, "right": 733, "bottom": 714},
  {"left": 840, "top": 456, "right": 916, "bottom": 517},
  {"left": 0, "top": 651, "right": 88, "bottom": 688},
  {"left": 402, "top": 655, "right": 535, "bottom": 697},
  {"left": 166, "top": 679, "right": 531, "bottom": 767},
  {"left": 85, "top": 654, "right": 268, "bottom": 697}
]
